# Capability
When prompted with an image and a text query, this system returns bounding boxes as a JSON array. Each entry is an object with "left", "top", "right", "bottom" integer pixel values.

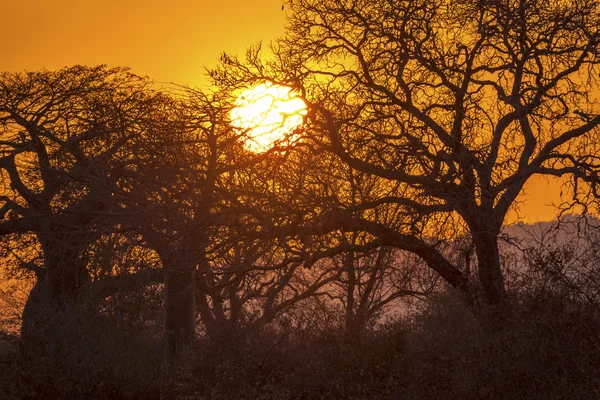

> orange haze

[
  {"left": 0, "top": 0, "right": 286, "bottom": 87},
  {"left": 1, "top": 0, "right": 564, "bottom": 223}
]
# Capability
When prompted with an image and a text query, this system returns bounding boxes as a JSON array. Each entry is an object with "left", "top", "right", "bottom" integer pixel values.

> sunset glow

[
  {"left": 231, "top": 82, "right": 307, "bottom": 152},
  {"left": 3, "top": 1, "right": 600, "bottom": 396}
]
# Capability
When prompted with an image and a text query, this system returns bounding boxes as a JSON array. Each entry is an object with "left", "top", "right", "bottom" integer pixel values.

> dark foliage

[{"left": 2, "top": 286, "right": 599, "bottom": 399}]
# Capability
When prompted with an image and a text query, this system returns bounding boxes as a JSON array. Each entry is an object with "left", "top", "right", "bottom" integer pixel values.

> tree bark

[
  {"left": 41, "top": 233, "right": 90, "bottom": 302},
  {"left": 344, "top": 251, "right": 357, "bottom": 336},
  {"left": 164, "top": 263, "right": 196, "bottom": 360},
  {"left": 473, "top": 230, "right": 508, "bottom": 308},
  {"left": 151, "top": 232, "right": 203, "bottom": 360},
  {"left": 20, "top": 232, "right": 91, "bottom": 352}
]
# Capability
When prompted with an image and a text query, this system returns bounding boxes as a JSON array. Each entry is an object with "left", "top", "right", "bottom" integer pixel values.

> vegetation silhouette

[{"left": 1, "top": 0, "right": 600, "bottom": 398}]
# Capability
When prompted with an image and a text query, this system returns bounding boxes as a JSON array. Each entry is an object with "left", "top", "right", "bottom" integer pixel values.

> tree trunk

[
  {"left": 163, "top": 260, "right": 196, "bottom": 361},
  {"left": 196, "top": 290, "right": 217, "bottom": 336},
  {"left": 20, "top": 276, "right": 48, "bottom": 354},
  {"left": 20, "top": 232, "right": 91, "bottom": 352},
  {"left": 42, "top": 233, "right": 90, "bottom": 302},
  {"left": 344, "top": 251, "right": 357, "bottom": 336},
  {"left": 473, "top": 230, "right": 508, "bottom": 308}
]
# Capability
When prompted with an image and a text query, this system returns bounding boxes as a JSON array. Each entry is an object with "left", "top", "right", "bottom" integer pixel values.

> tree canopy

[
  {"left": 1, "top": 0, "right": 600, "bottom": 380},
  {"left": 210, "top": 0, "right": 600, "bottom": 307}
]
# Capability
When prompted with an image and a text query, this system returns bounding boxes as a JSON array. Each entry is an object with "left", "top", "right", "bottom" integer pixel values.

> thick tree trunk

[
  {"left": 163, "top": 259, "right": 196, "bottom": 360},
  {"left": 473, "top": 230, "right": 508, "bottom": 308},
  {"left": 20, "top": 232, "right": 91, "bottom": 352},
  {"left": 41, "top": 234, "right": 90, "bottom": 302},
  {"left": 20, "top": 276, "right": 48, "bottom": 353}
]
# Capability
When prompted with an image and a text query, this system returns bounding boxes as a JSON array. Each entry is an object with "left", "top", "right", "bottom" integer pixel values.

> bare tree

[
  {"left": 119, "top": 86, "right": 294, "bottom": 358},
  {"left": 327, "top": 240, "right": 437, "bottom": 337},
  {"left": 0, "top": 66, "right": 165, "bottom": 348},
  {"left": 212, "top": 0, "right": 600, "bottom": 309}
]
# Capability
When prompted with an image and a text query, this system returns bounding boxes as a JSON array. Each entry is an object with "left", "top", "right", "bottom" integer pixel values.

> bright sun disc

[{"left": 231, "top": 82, "right": 307, "bottom": 152}]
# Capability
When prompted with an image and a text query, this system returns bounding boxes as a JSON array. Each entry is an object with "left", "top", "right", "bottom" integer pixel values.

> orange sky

[
  {"left": 0, "top": 0, "right": 286, "bottom": 87},
  {"left": 0, "top": 0, "right": 565, "bottom": 223}
]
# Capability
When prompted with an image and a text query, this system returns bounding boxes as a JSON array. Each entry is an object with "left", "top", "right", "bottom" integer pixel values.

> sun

[{"left": 231, "top": 82, "right": 307, "bottom": 152}]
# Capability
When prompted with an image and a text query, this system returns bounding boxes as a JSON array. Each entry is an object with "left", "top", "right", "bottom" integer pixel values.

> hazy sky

[
  {"left": 1, "top": 0, "right": 564, "bottom": 222},
  {"left": 0, "top": 0, "right": 286, "bottom": 87}
]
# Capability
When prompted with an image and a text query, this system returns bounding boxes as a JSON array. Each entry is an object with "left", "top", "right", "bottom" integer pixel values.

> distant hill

[{"left": 502, "top": 214, "right": 600, "bottom": 250}]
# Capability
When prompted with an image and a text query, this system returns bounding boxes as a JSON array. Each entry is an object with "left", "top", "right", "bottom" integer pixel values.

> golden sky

[
  {"left": 0, "top": 0, "right": 565, "bottom": 223},
  {"left": 0, "top": 0, "right": 286, "bottom": 87}
]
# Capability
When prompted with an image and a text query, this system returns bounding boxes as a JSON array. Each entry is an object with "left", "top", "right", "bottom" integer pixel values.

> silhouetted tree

[
  {"left": 212, "top": 0, "right": 600, "bottom": 309},
  {"left": 0, "top": 66, "right": 166, "bottom": 348},
  {"left": 120, "top": 87, "right": 297, "bottom": 358},
  {"left": 330, "top": 241, "right": 436, "bottom": 337}
]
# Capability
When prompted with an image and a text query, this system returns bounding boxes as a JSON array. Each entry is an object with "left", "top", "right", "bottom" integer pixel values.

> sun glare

[{"left": 231, "top": 82, "right": 307, "bottom": 152}]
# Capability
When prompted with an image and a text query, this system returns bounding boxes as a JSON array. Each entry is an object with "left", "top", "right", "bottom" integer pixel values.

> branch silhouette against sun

[
  {"left": 3, "top": 2, "right": 600, "bottom": 396},
  {"left": 210, "top": 0, "right": 600, "bottom": 308},
  {"left": 231, "top": 81, "right": 307, "bottom": 152},
  {"left": 114, "top": 83, "right": 344, "bottom": 355}
]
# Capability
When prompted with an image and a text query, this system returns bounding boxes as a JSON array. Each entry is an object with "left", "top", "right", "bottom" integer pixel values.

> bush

[
  {"left": 395, "top": 292, "right": 600, "bottom": 400},
  {"left": 2, "top": 286, "right": 599, "bottom": 399},
  {"left": 1, "top": 304, "right": 164, "bottom": 400}
]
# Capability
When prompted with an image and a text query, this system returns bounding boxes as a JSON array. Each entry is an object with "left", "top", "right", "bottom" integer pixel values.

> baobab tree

[
  {"left": 0, "top": 66, "right": 167, "bottom": 347},
  {"left": 212, "top": 0, "right": 600, "bottom": 308}
]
